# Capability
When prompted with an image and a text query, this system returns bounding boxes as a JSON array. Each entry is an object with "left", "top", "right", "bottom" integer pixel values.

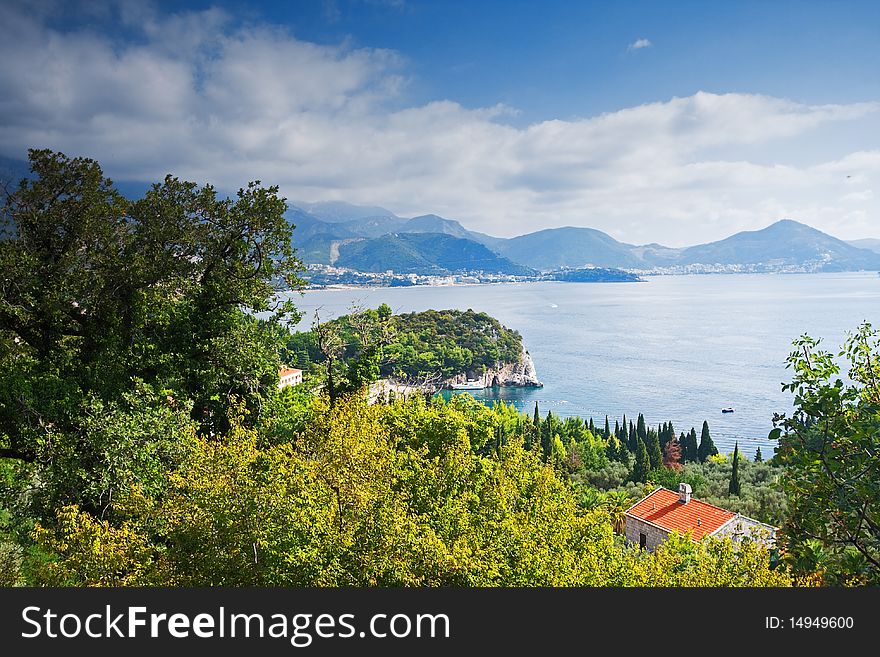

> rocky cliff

[{"left": 445, "top": 348, "right": 543, "bottom": 388}]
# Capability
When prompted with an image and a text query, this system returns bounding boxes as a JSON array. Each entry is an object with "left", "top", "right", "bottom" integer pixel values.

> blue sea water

[{"left": 285, "top": 272, "right": 880, "bottom": 458}]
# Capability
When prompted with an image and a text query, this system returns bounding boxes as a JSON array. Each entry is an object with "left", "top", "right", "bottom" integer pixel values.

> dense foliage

[
  {"left": 547, "top": 267, "right": 641, "bottom": 282},
  {"left": 285, "top": 308, "right": 524, "bottom": 383},
  {"left": 17, "top": 395, "right": 788, "bottom": 587},
  {"left": 0, "top": 149, "right": 303, "bottom": 550},
  {"left": 522, "top": 405, "right": 786, "bottom": 527},
  {"left": 385, "top": 309, "right": 523, "bottom": 380},
  {"left": 0, "top": 150, "right": 834, "bottom": 589},
  {"left": 772, "top": 322, "right": 880, "bottom": 584}
]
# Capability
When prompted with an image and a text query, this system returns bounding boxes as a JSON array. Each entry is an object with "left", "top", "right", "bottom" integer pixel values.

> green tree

[
  {"left": 540, "top": 411, "right": 562, "bottom": 462},
  {"left": 636, "top": 413, "right": 647, "bottom": 445},
  {"left": 312, "top": 306, "right": 394, "bottom": 406},
  {"left": 754, "top": 447, "right": 763, "bottom": 463},
  {"left": 728, "top": 443, "right": 741, "bottom": 496},
  {"left": 773, "top": 324, "right": 880, "bottom": 584},
  {"left": 0, "top": 150, "right": 303, "bottom": 520},
  {"left": 648, "top": 434, "right": 663, "bottom": 471},
  {"left": 679, "top": 429, "right": 697, "bottom": 463},
  {"left": 26, "top": 395, "right": 791, "bottom": 588},
  {"left": 697, "top": 421, "right": 718, "bottom": 463},
  {"left": 601, "top": 490, "right": 633, "bottom": 534},
  {"left": 632, "top": 438, "right": 650, "bottom": 483}
]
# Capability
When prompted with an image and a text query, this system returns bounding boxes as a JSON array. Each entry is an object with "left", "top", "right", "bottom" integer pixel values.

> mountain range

[
  {"left": 2, "top": 156, "right": 876, "bottom": 276},
  {"left": 334, "top": 232, "right": 533, "bottom": 276},
  {"left": 847, "top": 238, "right": 880, "bottom": 254},
  {"left": 288, "top": 201, "right": 880, "bottom": 275}
]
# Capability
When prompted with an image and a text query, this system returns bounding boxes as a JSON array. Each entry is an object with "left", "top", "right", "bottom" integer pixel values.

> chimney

[{"left": 678, "top": 483, "right": 692, "bottom": 504}]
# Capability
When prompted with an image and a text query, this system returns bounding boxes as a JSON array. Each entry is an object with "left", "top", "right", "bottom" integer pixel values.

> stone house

[{"left": 624, "top": 483, "right": 776, "bottom": 552}]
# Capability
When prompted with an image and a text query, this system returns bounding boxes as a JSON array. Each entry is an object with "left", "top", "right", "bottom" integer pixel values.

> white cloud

[
  {"left": 0, "top": 4, "right": 878, "bottom": 245},
  {"left": 627, "top": 38, "right": 652, "bottom": 51}
]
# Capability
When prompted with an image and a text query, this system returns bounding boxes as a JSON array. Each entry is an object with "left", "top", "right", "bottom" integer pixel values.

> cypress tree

[
  {"left": 614, "top": 420, "right": 620, "bottom": 440},
  {"left": 589, "top": 417, "right": 595, "bottom": 435},
  {"left": 754, "top": 446, "right": 763, "bottom": 462},
  {"left": 729, "top": 442, "right": 742, "bottom": 495},
  {"left": 636, "top": 413, "right": 647, "bottom": 444},
  {"left": 620, "top": 415, "right": 628, "bottom": 446},
  {"left": 697, "top": 420, "right": 718, "bottom": 463},
  {"left": 629, "top": 421, "right": 638, "bottom": 452},
  {"left": 681, "top": 428, "right": 698, "bottom": 463},
  {"left": 660, "top": 423, "right": 673, "bottom": 453},
  {"left": 524, "top": 402, "right": 540, "bottom": 452},
  {"left": 604, "top": 415, "right": 611, "bottom": 439},
  {"left": 605, "top": 435, "right": 617, "bottom": 461},
  {"left": 648, "top": 434, "right": 663, "bottom": 470},
  {"left": 541, "top": 411, "right": 553, "bottom": 461},
  {"left": 632, "top": 437, "right": 650, "bottom": 483}
]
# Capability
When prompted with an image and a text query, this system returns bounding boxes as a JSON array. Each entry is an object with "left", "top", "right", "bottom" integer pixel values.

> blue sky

[
  {"left": 232, "top": 0, "right": 880, "bottom": 121},
  {"left": 1, "top": 0, "right": 878, "bottom": 244}
]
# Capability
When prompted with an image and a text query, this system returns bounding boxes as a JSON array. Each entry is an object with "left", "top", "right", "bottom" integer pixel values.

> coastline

[{"left": 300, "top": 268, "right": 880, "bottom": 292}]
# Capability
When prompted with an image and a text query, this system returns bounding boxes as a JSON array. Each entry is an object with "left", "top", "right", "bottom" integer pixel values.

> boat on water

[
  {"left": 451, "top": 380, "right": 485, "bottom": 390},
  {"left": 721, "top": 407, "right": 735, "bottom": 413}
]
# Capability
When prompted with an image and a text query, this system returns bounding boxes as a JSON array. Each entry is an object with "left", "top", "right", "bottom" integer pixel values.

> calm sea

[{"left": 285, "top": 272, "right": 880, "bottom": 458}]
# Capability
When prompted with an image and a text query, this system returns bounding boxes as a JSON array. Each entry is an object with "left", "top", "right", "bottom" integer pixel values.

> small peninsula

[{"left": 284, "top": 308, "right": 542, "bottom": 391}]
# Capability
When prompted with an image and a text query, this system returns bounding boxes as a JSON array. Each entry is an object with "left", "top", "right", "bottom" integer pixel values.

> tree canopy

[
  {"left": 285, "top": 308, "right": 524, "bottom": 384},
  {"left": 772, "top": 322, "right": 880, "bottom": 584},
  {"left": 24, "top": 394, "right": 789, "bottom": 587},
  {"left": 0, "top": 149, "right": 304, "bottom": 521}
]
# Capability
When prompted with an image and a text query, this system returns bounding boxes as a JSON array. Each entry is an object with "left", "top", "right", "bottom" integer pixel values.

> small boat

[
  {"left": 451, "top": 380, "right": 485, "bottom": 390},
  {"left": 721, "top": 407, "right": 735, "bottom": 413}
]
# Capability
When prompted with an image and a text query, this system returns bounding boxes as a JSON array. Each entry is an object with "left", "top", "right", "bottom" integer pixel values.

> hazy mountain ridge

[
  {"left": 674, "top": 220, "right": 880, "bottom": 270},
  {"left": 4, "top": 153, "right": 873, "bottom": 275},
  {"left": 848, "top": 238, "right": 880, "bottom": 254},
  {"left": 496, "top": 226, "right": 644, "bottom": 270},
  {"left": 293, "top": 200, "right": 400, "bottom": 223},
  {"left": 287, "top": 200, "right": 880, "bottom": 274},
  {"left": 398, "top": 214, "right": 506, "bottom": 249},
  {"left": 334, "top": 233, "right": 535, "bottom": 276}
]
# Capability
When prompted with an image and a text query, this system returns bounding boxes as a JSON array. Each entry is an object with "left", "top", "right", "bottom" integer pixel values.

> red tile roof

[
  {"left": 625, "top": 488, "right": 735, "bottom": 539},
  {"left": 279, "top": 367, "right": 302, "bottom": 377}
]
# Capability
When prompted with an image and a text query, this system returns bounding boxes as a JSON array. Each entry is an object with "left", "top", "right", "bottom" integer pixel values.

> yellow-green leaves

[{"left": 27, "top": 395, "right": 790, "bottom": 587}]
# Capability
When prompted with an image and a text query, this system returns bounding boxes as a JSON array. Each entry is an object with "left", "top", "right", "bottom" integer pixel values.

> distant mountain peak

[
  {"left": 676, "top": 218, "right": 880, "bottom": 270},
  {"left": 764, "top": 218, "right": 813, "bottom": 230},
  {"left": 293, "top": 200, "right": 399, "bottom": 223},
  {"left": 290, "top": 199, "right": 880, "bottom": 274},
  {"left": 335, "top": 232, "right": 534, "bottom": 276}
]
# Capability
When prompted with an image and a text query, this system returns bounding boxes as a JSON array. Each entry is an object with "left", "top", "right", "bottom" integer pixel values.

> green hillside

[{"left": 335, "top": 233, "right": 535, "bottom": 275}]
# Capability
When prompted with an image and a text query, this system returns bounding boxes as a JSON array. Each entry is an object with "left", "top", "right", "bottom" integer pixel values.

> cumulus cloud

[
  {"left": 0, "top": 3, "right": 878, "bottom": 245},
  {"left": 627, "top": 38, "right": 652, "bottom": 51}
]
